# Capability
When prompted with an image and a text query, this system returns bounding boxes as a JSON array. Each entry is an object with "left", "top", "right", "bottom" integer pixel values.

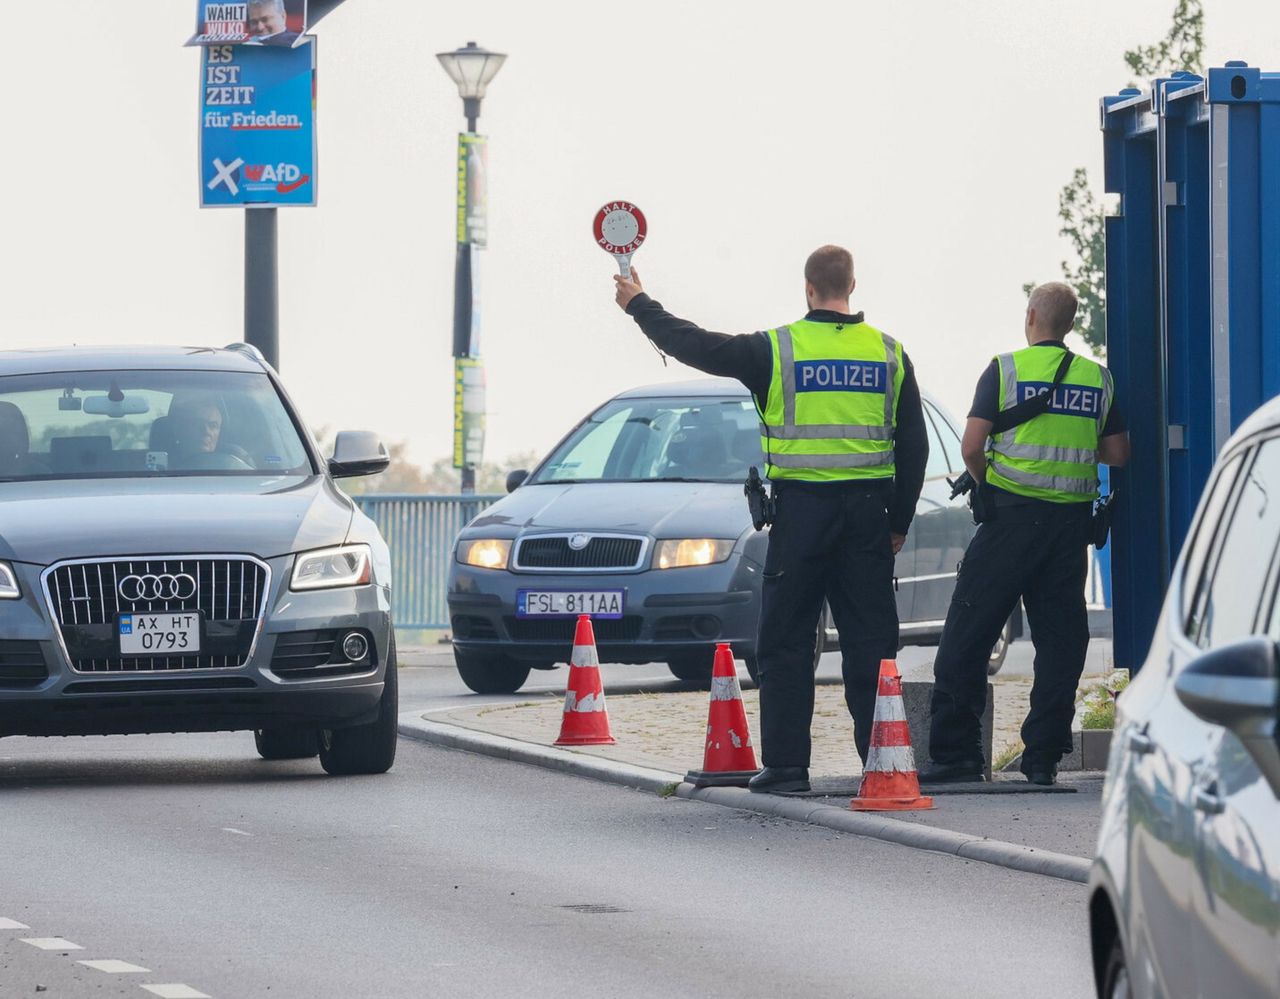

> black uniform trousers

[
  {"left": 928, "top": 503, "right": 1092, "bottom": 767},
  {"left": 757, "top": 482, "right": 899, "bottom": 768}
]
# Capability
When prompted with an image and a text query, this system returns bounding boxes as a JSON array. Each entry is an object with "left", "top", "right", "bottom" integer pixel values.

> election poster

[
  {"left": 453, "top": 359, "right": 486, "bottom": 470},
  {"left": 188, "top": 1, "right": 308, "bottom": 47},
  {"left": 200, "top": 37, "right": 317, "bottom": 208}
]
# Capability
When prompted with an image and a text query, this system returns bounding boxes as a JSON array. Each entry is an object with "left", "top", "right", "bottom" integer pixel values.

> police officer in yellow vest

[
  {"left": 614, "top": 246, "right": 928, "bottom": 793},
  {"left": 919, "top": 283, "right": 1131, "bottom": 786}
]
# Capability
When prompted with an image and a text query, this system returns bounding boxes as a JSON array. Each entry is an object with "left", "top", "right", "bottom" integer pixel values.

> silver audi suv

[{"left": 0, "top": 344, "right": 398, "bottom": 775}]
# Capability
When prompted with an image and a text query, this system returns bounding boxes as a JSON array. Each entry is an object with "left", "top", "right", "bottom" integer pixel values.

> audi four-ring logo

[{"left": 118, "top": 573, "right": 198, "bottom": 602}]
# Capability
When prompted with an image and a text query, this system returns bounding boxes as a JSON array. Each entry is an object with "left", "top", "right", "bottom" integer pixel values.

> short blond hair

[
  {"left": 1029, "top": 282, "right": 1078, "bottom": 336},
  {"left": 804, "top": 245, "right": 855, "bottom": 300}
]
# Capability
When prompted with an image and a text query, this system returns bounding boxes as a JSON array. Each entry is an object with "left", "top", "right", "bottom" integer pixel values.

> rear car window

[{"left": 1186, "top": 440, "right": 1280, "bottom": 648}]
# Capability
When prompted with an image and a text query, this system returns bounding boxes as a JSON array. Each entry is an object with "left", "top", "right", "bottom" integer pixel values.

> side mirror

[
  {"left": 1175, "top": 637, "right": 1280, "bottom": 796},
  {"left": 328, "top": 431, "right": 390, "bottom": 478},
  {"left": 506, "top": 469, "right": 529, "bottom": 493}
]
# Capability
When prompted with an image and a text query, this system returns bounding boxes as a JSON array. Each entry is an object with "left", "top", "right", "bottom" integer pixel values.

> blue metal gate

[
  {"left": 1102, "top": 63, "right": 1280, "bottom": 667},
  {"left": 353, "top": 494, "right": 501, "bottom": 629}
]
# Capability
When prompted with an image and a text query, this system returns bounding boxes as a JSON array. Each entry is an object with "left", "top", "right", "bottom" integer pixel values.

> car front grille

[
  {"left": 504, "top": 616, "right": 643, "bottom": 643},
  {"left": 514, "top": 535, "right": 646, "bottom": 570},
  {"left": 44, "top": 557, "right": 269, "bottom": 673}
]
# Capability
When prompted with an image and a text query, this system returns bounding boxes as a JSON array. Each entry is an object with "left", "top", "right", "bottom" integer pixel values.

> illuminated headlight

[
  {"left": 457, "top": 539, "right": 512, "bottom": 570},
  {"left": 291, "top": 544, "right": 372, "bottom": 591},
  {"left": 654, "top": 539, "right": 734, "bottom": 570},
  {"left": 0, "top": 562, "right": 19, "bottom": 599}
]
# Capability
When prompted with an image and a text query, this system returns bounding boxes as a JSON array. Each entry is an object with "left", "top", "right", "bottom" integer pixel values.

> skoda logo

[
  {"left": 568, "top": 534, "right": 591, "bottom": 551},
  {"left": 118, "top": 573, "right": 198, "bottom": 602}
]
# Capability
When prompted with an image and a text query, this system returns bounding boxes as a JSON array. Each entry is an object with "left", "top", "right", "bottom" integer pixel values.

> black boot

[
  {"left": 1022, "top": 761, "right": 1058, "bottom": 786},
  {"left": 918, "top": 758, "right": 986, "bottom": 783},
  {"left": 747, "top": 766, "right": 810, "bottom": 793}
]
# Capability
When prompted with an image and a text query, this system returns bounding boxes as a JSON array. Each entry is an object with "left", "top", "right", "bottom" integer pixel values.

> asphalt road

[{"left": 0, "top": 721, "right": 1096, "bottom": 999}]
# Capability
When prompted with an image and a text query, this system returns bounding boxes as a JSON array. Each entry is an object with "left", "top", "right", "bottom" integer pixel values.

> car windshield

[
  {"left": 0, "top": 369, "right": 313, "bottom": 481},
  {"left": 531, "top": 396, "right": 765, "bottom": 484}
]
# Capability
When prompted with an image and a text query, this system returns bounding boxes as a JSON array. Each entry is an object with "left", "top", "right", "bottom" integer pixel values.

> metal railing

[{"left": 353, "top": 494, "right": 501, "bottom": 629}]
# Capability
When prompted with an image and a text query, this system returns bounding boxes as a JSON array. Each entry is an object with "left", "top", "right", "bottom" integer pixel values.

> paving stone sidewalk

[{"left": 426, "top": 668, "right": 1109, "bottom": 779}]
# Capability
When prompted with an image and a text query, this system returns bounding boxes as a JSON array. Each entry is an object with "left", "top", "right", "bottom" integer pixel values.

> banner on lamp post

[
  {"left": 453, "top": 358, "right": 486, "bottom": 470},
  {"left": 456, "top": 133, "right": 489, "bottom": 247}
]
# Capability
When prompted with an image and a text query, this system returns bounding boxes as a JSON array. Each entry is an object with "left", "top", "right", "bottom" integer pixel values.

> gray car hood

[
  {"left": 0, "top": 475, "right": 353, "bottom": 565},
  {"left": 468, "top": 481, "right": 751, "bottom": 540}
]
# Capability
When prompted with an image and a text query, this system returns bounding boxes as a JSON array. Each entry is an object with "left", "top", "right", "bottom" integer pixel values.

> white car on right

[{"left": 1089, "top": 398, "right": 1280, "bottom": 999}]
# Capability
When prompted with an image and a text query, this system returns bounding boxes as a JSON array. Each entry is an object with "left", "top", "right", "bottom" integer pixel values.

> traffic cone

[
  {"left": 850, "top": 659, "right": 935, "bottom": 811},
  {"left": 685, "top": 643, "right": 761, "bottom": 788},
  {"left": 554, "top": 616, "right": 616, "bottom": 746}
]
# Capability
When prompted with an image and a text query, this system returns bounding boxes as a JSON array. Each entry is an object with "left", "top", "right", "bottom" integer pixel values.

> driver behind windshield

[{"left": 169, "top": 395, "right": 225, "bottom": 455}]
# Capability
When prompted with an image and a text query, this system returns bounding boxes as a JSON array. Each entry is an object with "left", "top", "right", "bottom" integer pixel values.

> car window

[
  {"left": 0, "top": 369, "right": 312, "bottom": 480},
  {"left": 922, "top": 409, "right": 949, "bottom": 479},
  {"left": 924, "top": 403, "right": 964, "bottom": 476},
  {"left": 1182, "top": 452, "right": 1245, "bottom": 640},
  {"left": 1189, "top": 440, "right": 1280, "bottom": 649},
  {"left": 531, "top": 397, "right": 764, "bottom": 484}
]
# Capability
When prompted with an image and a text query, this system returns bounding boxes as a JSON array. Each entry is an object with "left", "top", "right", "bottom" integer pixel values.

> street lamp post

[{"left": 438, "top": 42, "right": 506, "bottom": 495}]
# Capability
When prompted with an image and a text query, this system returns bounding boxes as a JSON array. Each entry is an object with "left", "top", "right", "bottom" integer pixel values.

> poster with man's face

[{"left": 188, "top": 0, "right": 308, "bottom": 47}]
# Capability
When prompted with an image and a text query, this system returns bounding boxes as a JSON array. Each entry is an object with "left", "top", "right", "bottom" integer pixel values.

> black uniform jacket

[{"left": 625, "top": 293, "right": 929, "bottom": 537}]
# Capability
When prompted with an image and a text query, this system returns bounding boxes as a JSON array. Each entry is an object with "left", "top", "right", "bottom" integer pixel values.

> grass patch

[
  {"left": 993, "top": 741, "right": 1024, "bottom": 772},
  {"left": 658, "top": 782, "right": 679, "bottom": 798},
  {"left": 1079, "top": 670, "right": 1131, "bottom": 730}
]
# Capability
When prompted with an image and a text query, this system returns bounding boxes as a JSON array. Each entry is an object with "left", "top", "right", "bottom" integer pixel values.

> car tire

[
  {"left": 1101, "top": 937, "right": 1131, "bottom": 999},
  {"left": 319, "top": 634, "right": 398, "bottom": 776},
  {"left": 254, "top": 728, "right": 320, "bottom": 760},
  {"left": 667, "top": 650, "right": 714, "bottom": 687},
  {"left": 987, "top": 619, "right": 1013, "bottom": 676},
  {"left": 455, "top": 648, "right": 532, "bottom": 694}
]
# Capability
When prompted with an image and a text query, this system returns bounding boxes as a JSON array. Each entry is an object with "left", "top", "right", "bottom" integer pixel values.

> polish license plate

[
  {"left": 118, "top": 612, "right": 202, "bottom": 655},
  {"left": 516, "top": 590, "right": 624, "bottom": 619}
]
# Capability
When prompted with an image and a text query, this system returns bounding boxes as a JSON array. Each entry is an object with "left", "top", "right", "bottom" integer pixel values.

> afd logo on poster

[{"left": 244, "top": 163, "right": 310, "bottom": 192}]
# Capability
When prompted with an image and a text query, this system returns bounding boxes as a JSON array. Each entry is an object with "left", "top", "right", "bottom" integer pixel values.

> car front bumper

[
  {"left": 447, "top": 554, "right": 762, "bottom": 665},
  {"left": 0, "top": 556, "right": 393, "bottom": 738}
]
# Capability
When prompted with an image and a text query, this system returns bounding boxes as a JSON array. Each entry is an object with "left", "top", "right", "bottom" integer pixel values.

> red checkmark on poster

[{"left": 276, "top": 174, "right": 310, "bottom": 194}]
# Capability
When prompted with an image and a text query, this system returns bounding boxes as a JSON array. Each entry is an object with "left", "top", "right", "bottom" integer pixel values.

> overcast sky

[{"left": 1, "top": 1, "right": 1275, "bottom": 472}]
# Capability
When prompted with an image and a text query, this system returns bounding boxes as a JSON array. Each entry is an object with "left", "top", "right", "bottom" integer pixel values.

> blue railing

[{"left": 353, "top": 494, "right": 502, "bottom": 629}]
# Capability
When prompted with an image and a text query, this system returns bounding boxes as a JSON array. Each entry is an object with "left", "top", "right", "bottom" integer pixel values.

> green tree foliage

[{"left": 1032, "top": 0, "right": 1205, "bottom": 357}]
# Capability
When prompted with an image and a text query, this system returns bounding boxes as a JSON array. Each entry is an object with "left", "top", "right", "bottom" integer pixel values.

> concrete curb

[{"left": 397, "top": 713, "right": 1091, "bottom": 885}]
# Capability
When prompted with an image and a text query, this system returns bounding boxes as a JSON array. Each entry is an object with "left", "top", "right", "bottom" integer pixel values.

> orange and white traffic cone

[
  {"left": 685, "top": 643, "right": 761, "bottom": 788},
  {"left": 554, "top": 615, "right": 616, "bottom": 746},
  {"left": 850, "top": 659, "right": 935, "bottom": 811}
]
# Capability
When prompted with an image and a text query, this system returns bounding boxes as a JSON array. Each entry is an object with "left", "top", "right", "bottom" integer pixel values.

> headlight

[
  {"left": 457, "top": 538, "right": 512, "bottom": 570},
  {"left": 653, "top": 539, "right": 734, "bottom": 570},
  {"left": 291, "top": 544, "right": 372, "bottom": 591},
  {"left": 0, "top": 562, "right": 19, "bottom": 600}
]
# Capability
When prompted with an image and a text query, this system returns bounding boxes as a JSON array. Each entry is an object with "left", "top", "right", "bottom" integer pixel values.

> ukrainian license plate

[
  {"left": 118, "top": 612, "right": 202, "bottom": 655},
  {"left": 516, "top": 590, "right": 624, "bottom": 619}
]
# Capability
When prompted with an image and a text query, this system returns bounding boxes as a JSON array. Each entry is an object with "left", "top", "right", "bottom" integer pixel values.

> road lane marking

[
  {"left": 21, "top": 937, "right": 83, "bottom": 950},
  {"left": 221, "top": 827, "right": 252, "bottom": 836},
  {"left": 142, "top": 986, "right": 211, "bottom": 999},
  {"left": 79, "top": 959, "right": 150, "bottom": 973},
  {"left": 0, "top": 918, "right": 30, "bottom": 929}
]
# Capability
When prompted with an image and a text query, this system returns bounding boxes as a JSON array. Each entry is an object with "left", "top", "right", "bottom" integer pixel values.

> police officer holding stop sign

[
  {"left": 920, "top": 282, "right": 1131, "bottom": 786},
  {"left": 613, "top": 246, "right": 928, "bottom": 793}
]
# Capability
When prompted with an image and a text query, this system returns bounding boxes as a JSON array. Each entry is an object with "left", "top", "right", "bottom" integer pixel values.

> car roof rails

[{"left": 223, "top": 342, "right": 268, "bottom": 366}]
